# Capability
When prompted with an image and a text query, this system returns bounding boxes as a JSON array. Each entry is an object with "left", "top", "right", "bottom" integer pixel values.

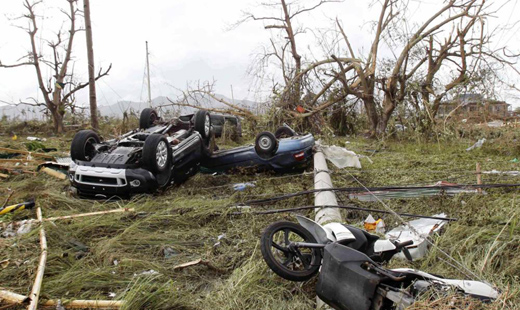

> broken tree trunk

[{"left": 313, "top": 150, "right": 342, "bottom": 310}]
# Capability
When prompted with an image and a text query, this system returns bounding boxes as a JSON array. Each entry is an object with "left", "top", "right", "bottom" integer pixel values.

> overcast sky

[{"left": 1, "top": 0, "right": 519, "bottom": 112}]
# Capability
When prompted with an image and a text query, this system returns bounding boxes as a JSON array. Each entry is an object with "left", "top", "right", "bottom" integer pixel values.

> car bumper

[{"left": 68, "top": 162, "right": 158, "bottom": 198}]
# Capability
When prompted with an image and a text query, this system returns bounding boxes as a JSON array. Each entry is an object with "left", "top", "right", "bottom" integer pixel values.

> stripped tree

[
  {"left": 244, "top": 0, "right": 516, "bottom": 137},
  {"left": 242, "top": 0, "right": 343, "bottom": 112},
  {"left": 0, "top": 0, "right": 111, "bottom": 133}
]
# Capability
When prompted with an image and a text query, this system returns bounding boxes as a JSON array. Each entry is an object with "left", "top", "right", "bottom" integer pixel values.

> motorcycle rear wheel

[{"left": 260, "top": 221, "right": 322, "bottom": 281}]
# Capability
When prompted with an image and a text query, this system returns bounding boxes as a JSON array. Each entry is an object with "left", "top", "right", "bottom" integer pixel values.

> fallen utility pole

[
  {"left": 313, "top": 150, "right": 342, "bottom": 310},
  {"left": 314, "top": 151, "right": 342, "bottom": 224}
]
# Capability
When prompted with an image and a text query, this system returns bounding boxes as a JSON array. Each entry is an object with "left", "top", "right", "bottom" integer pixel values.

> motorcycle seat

[{"left": 340, "top": 225, "right": 379, "bottom": 253}]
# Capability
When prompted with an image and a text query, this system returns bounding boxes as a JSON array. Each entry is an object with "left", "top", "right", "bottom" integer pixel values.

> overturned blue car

[{"left": 201, "top": 126, "right": 315, "bottom": 173}]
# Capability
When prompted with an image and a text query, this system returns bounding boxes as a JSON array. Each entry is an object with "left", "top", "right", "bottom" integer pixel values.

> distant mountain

[
  {"left": 0, "top": 94, "right": 261, "bottom": 120},
  {"left": 98, "top": 94, "right": 261, "bottom": 118}
]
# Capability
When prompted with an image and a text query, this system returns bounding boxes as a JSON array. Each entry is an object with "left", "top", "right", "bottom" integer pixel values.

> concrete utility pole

[
  {"left": 313, "top": 150, "right": 342, "bottom": 310},
  {"left": 84, "top": 0, "right": 98, "bottom": 130}
]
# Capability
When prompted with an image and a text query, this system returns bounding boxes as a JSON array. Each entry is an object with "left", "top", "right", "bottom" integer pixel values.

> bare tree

[
  {"left": 243, "top": 0, "right": 343, "bottom": 110},
  {"left": 243, "top": 0, "right": 517, "bottom": 137},
  {"left": 0, "top": 0, "right": 111, "bottom": 133}
]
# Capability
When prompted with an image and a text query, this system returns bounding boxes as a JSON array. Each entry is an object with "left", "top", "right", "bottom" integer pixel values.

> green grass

[{"left": 0, "top": 123, "right": 519, "bottom": 309}]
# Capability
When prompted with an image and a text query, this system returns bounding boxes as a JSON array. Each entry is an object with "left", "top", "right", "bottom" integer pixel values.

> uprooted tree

[
  {"left": 245, "top": 0, "right": 517, "bottom": 137},
  {"left": 0, "top": 0, "right": 111, "bottom": 133}
]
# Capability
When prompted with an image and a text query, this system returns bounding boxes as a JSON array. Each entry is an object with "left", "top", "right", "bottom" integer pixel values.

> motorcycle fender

[{"left": 296, "top": 215, "right": 332, "bottom": 244}]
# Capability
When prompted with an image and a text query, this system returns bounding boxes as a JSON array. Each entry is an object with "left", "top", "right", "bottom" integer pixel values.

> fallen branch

[
  {"left": 27, "top": 207, "right": 47, "bottom": 310},
  {"left": 0, "top": 159, "right": 36, "bottom": 163},
  {"left": 173, "top": 259, "right": 224, "bottom": 273},
  {"left": 0, "top": 290, "right": 123, "bottom": 309},
  {"left": 1, "top": 191, "right": 14, "bottom": 208},
  {"left": 0, "top": 167, "right": 37, "bottom": 175},
  {"left": 44, "top": 208, "right": 135, "bottom": 222},
  {"left": 7, "top": 208, "right": 135, "bottom": 226},
  {"left": 0, "top": 173, "right": 8, "bottom": 179},
  {"left": 41, "top": 299, "right": 123, "bottom": 309}
]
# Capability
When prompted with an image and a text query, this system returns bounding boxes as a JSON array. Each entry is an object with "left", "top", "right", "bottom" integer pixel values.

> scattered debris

[
  {"left": 26, "top": 136, "right": 47, "bottom": 142},
  {"left": 0, "top": 259, "right": 9, "bottom": 269},
  {"left": 134, "top": 270, "right": 159, "bottom": 277},
  {"left": 0, "top": 290, "right": 28, "bottom": 304},
  {"left": 232, "top": 182, "right": 256, "bottom": 191},
  {"left": 466, "top": 138, "right": 486, "bottom": 151},
  {"left": 1, "top": 220, "right": 33, "bottom": 238},
  {"left": 163, "top": 247, "right": 179, "bottom": 259},
  {"left": 363, "top": 215, "right": 386, "bottom": 233},
  {"left": 39, "top": 167, "right": 67, "bottom": 180},
  {"left": 385, "top": 213, "right": 448, "bottom": 260},
  {"left": 486, "top": 120, "right": 504, "bottom": 128},
  {"left": 213, "top": 233, "right": 226, "bottom": 247},
  {"left": 173, "top": 259, "right": 223, "bottom": 272},
  {"left": 321, "top": 145, "right": 362, "bottom": 169},
  {"left": 0, "top": 199, "right": 35, "bottom": 216}
]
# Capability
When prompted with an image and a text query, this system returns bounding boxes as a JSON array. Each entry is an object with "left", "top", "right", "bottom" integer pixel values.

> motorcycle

[{"left": 260, "top": 216, "right": 498, "bottom": 310}]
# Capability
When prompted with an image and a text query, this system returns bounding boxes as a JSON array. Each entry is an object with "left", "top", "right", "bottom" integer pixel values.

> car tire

[
  {"left": 274, "top": 126, "right": 295, "bottom": 139},
  {"left": 194, "top": 110, "right": 211, "bottom": 139},
  {"left": 71, "top": 130, "right": 100, "bottom": 161},
  {"left": 255, "top": 131, "right": 278, "bottom": 159},
  {"left": 260, "top": 221, "right": 322, "bottom": 282},
  {"left": 142, "top": 134, "right": 172, "bottom": 174},
  {"left": 140, "top": 108, "right": 159, "bottom": 129}
]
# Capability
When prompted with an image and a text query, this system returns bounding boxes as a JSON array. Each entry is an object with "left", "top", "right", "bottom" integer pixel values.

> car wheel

[
  {"left": 255, "top": 131, "right": 278, "bottom": 159},
  {"left": 140, "top": 108, "right": 159, "bottom": 129},
  {"left": 260, "top": 221, "right": 322, "bottom": 282},
  {"left": 142, "top": 134, "right": 172, "bottom": 174},
  {"left": 274, "top": 126, "right": 295, "bottom": 139},
  {"left": 71, "top": 130, "right": 100, "bottom": 161},
  {"left": 194, "top": 110, "right": 211, "bottom": 139}
]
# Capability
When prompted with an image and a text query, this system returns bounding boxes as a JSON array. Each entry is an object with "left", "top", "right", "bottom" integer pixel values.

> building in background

[{"left": 438, "top": 94, "right": 511, "bottom": 118}]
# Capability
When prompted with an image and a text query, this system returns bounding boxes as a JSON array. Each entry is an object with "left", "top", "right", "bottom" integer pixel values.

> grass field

[{"left": 0, "top": 123, "right": 519, "bottom": 309}]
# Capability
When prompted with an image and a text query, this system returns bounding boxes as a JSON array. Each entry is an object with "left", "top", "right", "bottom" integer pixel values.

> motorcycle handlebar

[{"left": 394, "top": 240, "right": 414, "bottom": 249}]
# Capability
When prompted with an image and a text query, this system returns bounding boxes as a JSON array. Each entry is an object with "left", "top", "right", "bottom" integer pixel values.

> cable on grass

[
  {"left": 229, "top": 204, "right": 458, "bottom": 221},
  {"left": 237, "top": 182, "right": 520, "bottom": 206}
]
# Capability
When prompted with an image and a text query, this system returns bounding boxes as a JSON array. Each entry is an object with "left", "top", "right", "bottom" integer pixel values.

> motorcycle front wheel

[{"left": 260, "top": 221, "right": 322, "bottom": 281}]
